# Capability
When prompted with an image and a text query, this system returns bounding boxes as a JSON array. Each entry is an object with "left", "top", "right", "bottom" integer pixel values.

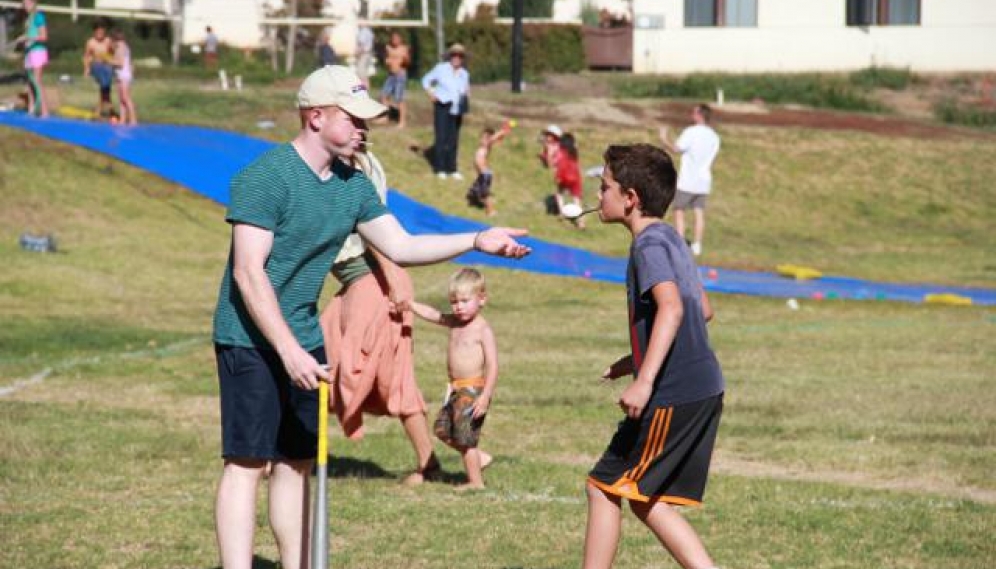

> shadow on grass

[
  {"left": 327, "top": 454, "right": 393, "bottom": 479},
  {"left": 325, "top": 454, "right": 467, "bottom": 485},
  {"left": 207, "top": 554, "right": 277, "bottom": 569}
]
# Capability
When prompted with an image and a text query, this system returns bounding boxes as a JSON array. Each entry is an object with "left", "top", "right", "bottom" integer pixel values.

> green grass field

[{"left": 1, "top": 73, "right": 995, "bottom": 568}]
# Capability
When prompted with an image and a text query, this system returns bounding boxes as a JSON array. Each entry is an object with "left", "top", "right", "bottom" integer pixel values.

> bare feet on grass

[{"left": 401, "top": 454, "right": 441, "bottom": 487}]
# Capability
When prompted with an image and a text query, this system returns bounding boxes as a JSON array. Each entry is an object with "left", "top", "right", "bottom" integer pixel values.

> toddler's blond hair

[{"left": 449, "top": 267, "right": 486, "bottom": 297}]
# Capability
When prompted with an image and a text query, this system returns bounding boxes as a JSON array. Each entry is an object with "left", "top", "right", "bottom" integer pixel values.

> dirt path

[
  {"left": 480, "top": 74, "right": 994, "bottom": 141},
  {"left": 713, "top": 452, "right": 996, "bottom": 505}
]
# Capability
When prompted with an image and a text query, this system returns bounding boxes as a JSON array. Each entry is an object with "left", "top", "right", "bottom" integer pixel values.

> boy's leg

[
  {"left": 216, "top": 458, "right": 268, "bottom": 569},
  {"left": 582, "top": 482, "right": 623, "bottom": 569},
  {"left": 268, "top": 458, "right": 313, "bottom": 569},
  {"left": 629, "top": 500, "right": 714, "bottom": 569},
  {"left": 459, "top": 446, "right": 485, "bottom": 488}
]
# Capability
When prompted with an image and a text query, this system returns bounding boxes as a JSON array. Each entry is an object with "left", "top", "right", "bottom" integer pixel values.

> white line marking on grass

[
  {"left": 0, "top": 337, "right": 207, "bottom": 398},
  {"left": 0, "top": 367, "right": 52, "bottom": 397}
]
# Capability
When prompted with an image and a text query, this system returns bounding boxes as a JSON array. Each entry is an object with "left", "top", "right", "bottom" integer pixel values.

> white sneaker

[
  {"left": 690, "top": 242, "right": 702, "bottom": 256},
  {"left": 450, "top": 172, "right": 464, "bottom": 181},
  {"left": 436, "top": 172, "right": 448, "bottom": 180}
]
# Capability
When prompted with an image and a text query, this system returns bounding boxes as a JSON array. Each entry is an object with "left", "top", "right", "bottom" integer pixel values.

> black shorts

[
  {"left": 588, "top": 393, "right": 723, "bottom": 505},
  {"left": 215, "top": 344, "right": 326, "bottom": 461},
  {"left": 466, "top": 172, "right": 494, "bottom": 207}
]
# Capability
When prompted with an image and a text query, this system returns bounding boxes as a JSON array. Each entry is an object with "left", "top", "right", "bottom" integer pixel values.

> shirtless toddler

[{"left": 409, "top": 267, "right": 497, "bottom": 489}]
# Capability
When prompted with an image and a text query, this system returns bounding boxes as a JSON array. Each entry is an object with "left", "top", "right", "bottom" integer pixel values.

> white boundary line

[{"left": 0, "top": 336, "right": 206, "bottom": 398}]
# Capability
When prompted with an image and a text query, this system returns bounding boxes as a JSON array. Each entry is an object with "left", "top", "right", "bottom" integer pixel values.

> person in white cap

[
  {"left": 421, "top": 43, "right": 470, "bottom": 180},
  {"left": 211, "top": 64, "right": 531, "bottom": 569},
  {"left": 538, "top": 123, "right": 563, "bottom": 169}
]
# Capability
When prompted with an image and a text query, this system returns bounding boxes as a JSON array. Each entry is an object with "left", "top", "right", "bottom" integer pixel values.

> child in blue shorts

[{"left": 583, "top": 143, "right": 725, "bottom": 569}]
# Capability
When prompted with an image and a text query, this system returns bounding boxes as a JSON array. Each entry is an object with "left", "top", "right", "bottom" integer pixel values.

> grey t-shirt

[{"left": 627, "top": 222, "right": 724, "bottom": 406}]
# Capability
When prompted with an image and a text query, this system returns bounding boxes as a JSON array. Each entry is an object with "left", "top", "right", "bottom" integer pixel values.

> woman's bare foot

[{"left": 402, "top": 453, "right": 441, "bottom": 486}]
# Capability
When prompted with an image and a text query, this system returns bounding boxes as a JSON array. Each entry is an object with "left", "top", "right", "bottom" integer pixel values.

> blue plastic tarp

[{"left": 2, "top": 111, "right": 993, "bottom": 306}]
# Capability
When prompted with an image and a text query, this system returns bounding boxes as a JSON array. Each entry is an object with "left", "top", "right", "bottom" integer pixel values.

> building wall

[
  {"left": 179, "top": 0, "right": 270, "bottom": 48},
  {"left": 632, "top": 0, "right": 996, "bottom": 73}
]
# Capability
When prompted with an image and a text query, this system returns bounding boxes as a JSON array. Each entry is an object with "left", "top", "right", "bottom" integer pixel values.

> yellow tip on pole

[{"left": 316, "top": 380, "right": 329, "bottom": 466}]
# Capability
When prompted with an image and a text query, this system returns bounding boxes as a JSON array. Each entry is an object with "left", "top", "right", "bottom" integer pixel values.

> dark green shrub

[
  {"left": 406, "top": 21, "right": 582, "bottom": 84},
  {"left": 934, "top": 98, "right": 996, "bottom": 128},
  {"left": 849, "top": 66, "right": 914, "bottom": 90},
  {"left": 614, "top": 72, "right": 884, "bottom": 112},
  {"left": 497, "top": 0, "right": 555, "bottom": 18}
]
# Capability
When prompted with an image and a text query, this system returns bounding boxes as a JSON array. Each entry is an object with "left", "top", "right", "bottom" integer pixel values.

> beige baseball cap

[{"left": 296, "top": 65, "right": 387, "bottom": 119}]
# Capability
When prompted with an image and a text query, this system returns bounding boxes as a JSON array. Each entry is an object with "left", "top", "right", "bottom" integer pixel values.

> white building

[
  {"left": 95, "top": 0, "right": 408, "bottom": 49},
  {"left": 631, "top": 0, "right": 996, "bottom": 73}
]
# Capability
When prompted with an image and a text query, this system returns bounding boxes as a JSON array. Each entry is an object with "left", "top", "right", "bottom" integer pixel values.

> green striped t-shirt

[{"left": 212, "top": 144, "right": 388, "bottom": 351}]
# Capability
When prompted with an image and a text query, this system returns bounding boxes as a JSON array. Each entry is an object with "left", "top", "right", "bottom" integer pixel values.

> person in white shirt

[
  {"left": 421, "top": 43, "right": 470, "bottom": 180},
  {"left": 659, "top": 104, "right": 721, "bottom": 257},
  {"left": 355, "top": 25, "right": 374, "bottom": 87}
]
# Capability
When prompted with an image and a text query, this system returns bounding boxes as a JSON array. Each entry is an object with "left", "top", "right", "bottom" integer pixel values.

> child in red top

[{"left": 555, "top": 133, "right": 585, "bottom": 228}]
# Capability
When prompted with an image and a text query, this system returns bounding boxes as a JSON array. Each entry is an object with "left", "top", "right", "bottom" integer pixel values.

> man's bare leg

[
  {"left": 268, "top": 459, "right": 313, "bottom": 569},
  {"left": 674, "top": 208, "right": 687, "bottom": 239},
  {"left": 216, "top": 458, "right": 267, "bottom": 569}
]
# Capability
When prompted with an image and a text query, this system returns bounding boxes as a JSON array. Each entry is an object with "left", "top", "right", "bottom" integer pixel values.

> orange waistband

[{"left": 450, "top": 378, "right": 485, "bottom": 389}]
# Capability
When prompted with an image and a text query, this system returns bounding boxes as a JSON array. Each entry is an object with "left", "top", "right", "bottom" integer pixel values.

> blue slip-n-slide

[{"left": 2, "top": 111, "right": 993, "bottom": 306}]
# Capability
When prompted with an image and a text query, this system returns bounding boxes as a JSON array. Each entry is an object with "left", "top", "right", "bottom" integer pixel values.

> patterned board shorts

[{"left": 433, "top": 385, "right": 487, "bottom": 448}]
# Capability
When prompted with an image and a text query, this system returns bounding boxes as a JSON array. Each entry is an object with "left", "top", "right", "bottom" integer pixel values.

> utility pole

[
  {"left": 511, "top": 0, "right": 523, "bottom": 93},
  {"left": 434, "top": 0, "right": 444, "bottom": 60},
  {"left": 284, "top": 0, "right": 298, "bottom": 73},
  {"left": 168, "top": 0, "right": 182, "bottom": 66}
]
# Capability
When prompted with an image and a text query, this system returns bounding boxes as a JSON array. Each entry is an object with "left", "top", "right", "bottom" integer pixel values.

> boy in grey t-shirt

[{"left": 583, "top": 143, "right": 724, "bottom": 569}]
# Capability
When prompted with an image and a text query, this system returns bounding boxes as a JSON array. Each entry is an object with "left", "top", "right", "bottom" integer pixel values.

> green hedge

[
  {"left": 388, "top": 21, "right": 583, "bottom": 84},
  {"left": 497, "top": 0, "right": 554, "bottom": 18},
  {"left": 613, "top": 72, "right": 889, "bottom": 113},
  {"left": 934, "top": 98, "right": 996, "bottom": 129}
]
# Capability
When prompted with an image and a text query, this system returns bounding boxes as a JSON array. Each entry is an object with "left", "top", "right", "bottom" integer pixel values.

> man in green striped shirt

[{"left": 212, "top": 65, "right": 530, "bottom": 569}]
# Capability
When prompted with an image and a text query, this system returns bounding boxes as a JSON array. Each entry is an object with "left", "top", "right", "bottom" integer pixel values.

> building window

[
  {"left": 685, "top": 0, "right": 758, "bottom": 27},
  {"left": 847, "top": 0, "right": 920, "bottom": 26}
]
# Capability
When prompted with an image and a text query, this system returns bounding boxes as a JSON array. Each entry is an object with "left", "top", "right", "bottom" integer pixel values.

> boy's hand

[
  {"left": 389, "top": 288, "right": 412, "bottom": 315},
  {"left": 601, "top": 354, "right": 633, "bottom": 381},
  {"left": 471, "top": 394, "right": 490, "bottom": 419},
  {"left": 619, "top": 381, "right": 652, "bottom": 419}
]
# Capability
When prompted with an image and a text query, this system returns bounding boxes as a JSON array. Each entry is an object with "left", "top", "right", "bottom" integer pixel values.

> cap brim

[{"left": 339, "top": 98, "right": 388, "bottom": 120}]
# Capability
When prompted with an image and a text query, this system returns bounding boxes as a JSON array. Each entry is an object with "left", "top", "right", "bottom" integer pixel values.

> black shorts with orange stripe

[{"left": 588, "top": 393, "right": 723, "bottom": 506}]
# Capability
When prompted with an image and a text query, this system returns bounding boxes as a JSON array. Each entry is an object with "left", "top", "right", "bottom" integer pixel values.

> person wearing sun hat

[
  {"left": 421, "top": 42, "right": 471, "bottom": 180},
  {"left": 538, "top": 123, "right": 563, "bottom": 168},
  {"left": 210, "top": 63, "right": 532, "bottom": 569}
]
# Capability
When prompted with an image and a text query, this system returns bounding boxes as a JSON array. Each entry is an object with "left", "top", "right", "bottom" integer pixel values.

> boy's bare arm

[
  {"left": 490, "top": 128, "right": 510, "bottom": 145},
  {"left": 408, "top": 301, "right": 456, "bottom": 327},
  {"left": 472, "top": 323, "right": 499, "bottom": 419},
  {"left": 619, "top": 282, "right": 682, "bottom": 419}
]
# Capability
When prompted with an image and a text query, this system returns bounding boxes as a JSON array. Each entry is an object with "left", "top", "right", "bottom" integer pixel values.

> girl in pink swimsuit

[{"left": 111, "top": 29, "right": 138, "bottom": 125}]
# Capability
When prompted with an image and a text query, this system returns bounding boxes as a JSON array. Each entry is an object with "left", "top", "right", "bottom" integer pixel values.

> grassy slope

[{"left": 1, "top": 77, "right": 995, "bottom": 568}]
